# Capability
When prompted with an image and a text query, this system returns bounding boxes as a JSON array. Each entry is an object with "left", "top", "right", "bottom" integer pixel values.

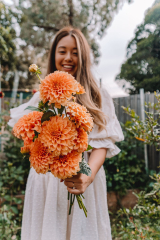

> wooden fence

[
  {"left": 113, "top": 92, "right": 160, "bottom": 172},
  {"left": 1, "top": 93, "right": 160, "bottom": 171},
  {"left": 1, "top": 97, "right": 28, "bottom": 111}
]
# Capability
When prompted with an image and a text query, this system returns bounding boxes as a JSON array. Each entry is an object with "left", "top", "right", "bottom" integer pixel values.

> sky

[{"left": 94, "top": 0, "right": 155, "bottom": 97}]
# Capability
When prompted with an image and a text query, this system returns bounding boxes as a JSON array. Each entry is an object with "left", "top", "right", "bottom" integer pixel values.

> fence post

[
  {"left": 11, "top": 70, "right": 19, "bottom": 105},
  {"left": 100, "top": 78, "right": 102, "bottom": 88},
  {"left": 19, "top": 92, "right": 23, "bottom": 105},
  {"left": 140, "top": 88, "right": 148, "bottom": 170}
]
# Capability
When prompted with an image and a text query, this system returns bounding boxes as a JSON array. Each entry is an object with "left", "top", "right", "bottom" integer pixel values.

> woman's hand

[
  {"left": 64, "top": 173, "right": 93, "bottom": 195},
  {"left": 64, "top": 148, "right": 107, "bottom": 195}
]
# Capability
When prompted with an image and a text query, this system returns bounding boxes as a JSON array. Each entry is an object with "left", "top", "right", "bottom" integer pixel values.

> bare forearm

[{"left": 88, "top": 148, "right": 107, "bottom": 182}]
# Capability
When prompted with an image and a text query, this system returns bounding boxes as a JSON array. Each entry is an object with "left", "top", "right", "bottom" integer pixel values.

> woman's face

[{"left": 55, "top": 35, "right": 78, "bottom": 77}]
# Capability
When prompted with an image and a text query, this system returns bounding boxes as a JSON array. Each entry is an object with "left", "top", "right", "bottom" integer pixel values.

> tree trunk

[{"left": 68, "top": 0, "right": 73, "bottom": 26}]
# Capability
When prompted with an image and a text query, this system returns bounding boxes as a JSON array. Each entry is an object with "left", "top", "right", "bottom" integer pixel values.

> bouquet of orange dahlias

[{"left": 13, "top": 64, "right": 94, "bottom": 217}]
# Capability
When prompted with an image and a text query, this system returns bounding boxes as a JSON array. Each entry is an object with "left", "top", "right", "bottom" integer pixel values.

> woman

[{"left": 8, "top": 26, "right": 124, "bottom": 240}]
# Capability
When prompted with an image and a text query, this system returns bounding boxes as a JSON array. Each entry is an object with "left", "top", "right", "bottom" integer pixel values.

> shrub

[
  {"left": 104, "top": 123, "right": 152, "bottom": 195},
  {"left": 112, "top": 92, "right": 160, "bottom": 239},
  {"left": 0, "top": 122, "right": 30, "bottom": 239}
]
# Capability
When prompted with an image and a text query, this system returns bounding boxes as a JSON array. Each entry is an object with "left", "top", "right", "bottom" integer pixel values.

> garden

[
  {"left": 0, "top": 93, "right": 160, "bottom": 239},
  {"left": 1, "top": 0, "right": 160, "bottom": 239}
]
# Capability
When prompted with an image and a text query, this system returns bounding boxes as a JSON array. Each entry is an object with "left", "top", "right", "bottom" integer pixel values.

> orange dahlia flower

[
  {"left": 38, "top": 115, "right": 77, "bottom": 157},
  {"left": 23, "top": 137, "right": 33, "bottom": 147},
  {"left": 74, "top": 128, "right": 88, "bottom": 152},
  {"left": 39, "top": 71, "right": 79, "bottom": 107},
  {"left": 21, "top": 145, "right": 30, "bottom": 154},
  {"left": 76, "top": 83, "right": 85, "bottom": 94},
  {"left": 13, "top": 111, "right": 43, "bottom": 140},
  {"left": 29, "top": 139, "right": 53, "bottom": 174},
  {"left": 49, "top": 151, "right": 82, "bottom": 179},
  {"left": 66, "top": 102, "right": 93, "bottom": 132},
  {"left": 21, "top": 137, "right": 33, "bottom": 153}
]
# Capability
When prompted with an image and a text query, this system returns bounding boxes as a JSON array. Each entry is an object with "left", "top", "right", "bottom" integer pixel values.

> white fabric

[
  {"left": 8, "top": 89, "right": 124, "bottom": 240},
  {"left": 88, "top": 88, "right": 124, "bottom": 158},
  {"left": 8, "top": 91, "right": 40, "bottom": 128}
]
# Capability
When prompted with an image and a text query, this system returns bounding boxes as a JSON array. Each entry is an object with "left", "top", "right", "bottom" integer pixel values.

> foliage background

[
  {"left": 116, "top": 0, "right": 160, "bottom": 94},
  {"left": 104, "top": 123, "right": 153, "bottom": 196}
]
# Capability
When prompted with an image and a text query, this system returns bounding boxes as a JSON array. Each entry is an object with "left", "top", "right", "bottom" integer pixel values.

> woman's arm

[{"left": 64, "top": 148, "right": 107, "bottom": 195}]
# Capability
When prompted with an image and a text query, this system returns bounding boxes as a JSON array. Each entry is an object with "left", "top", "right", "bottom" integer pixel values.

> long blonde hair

[{"left": 47, "top": 26, "right": 106, "bottom": 132}]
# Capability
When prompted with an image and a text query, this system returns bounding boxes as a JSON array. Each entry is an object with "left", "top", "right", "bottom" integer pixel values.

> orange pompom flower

[
  {"left": 66, "top": 102, "right": 93, "bottom": 132},
  {"left": 21, "top": 137, "right": 33, "bottom": 153},
  {"left": 74, "top": 127, "right": 88, "bottom": 153},
  {"left": 23, "top": 137, "right": 33, "bottom": 147},
  {"left": 76, "top": 83, "right": 85, "bottom": 94},
  {"left": 39, "top": 71, "right": 79, "bottom": 107},
  {"left": 38, "top": 115, "right": 77, "bottom": 157},
  {"left": 13, "top": 111, "right": 43, "bottom": 140},
  {"left": 49, "top": 151, "right": 82, "bottom": 179},
  {"left": 21, "top": 145, "right": 30, "bottom": 154},
  {"left": 29, "top": 139, "right": 53, "bottom": 174}
]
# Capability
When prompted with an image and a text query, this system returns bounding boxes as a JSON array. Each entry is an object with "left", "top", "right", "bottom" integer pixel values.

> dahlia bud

[{"left": 29, "top": 64, "right": 38, "bottom": 73}]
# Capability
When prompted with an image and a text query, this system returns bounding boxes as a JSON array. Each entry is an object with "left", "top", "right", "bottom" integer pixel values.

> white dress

[{"left": 8, "top": 89, "right": 124, "bottom": 240}]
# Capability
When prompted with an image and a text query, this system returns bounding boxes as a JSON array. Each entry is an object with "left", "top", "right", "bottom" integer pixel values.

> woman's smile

[{"left": 62, "top": 64, "right": 74, "bottom": 71}]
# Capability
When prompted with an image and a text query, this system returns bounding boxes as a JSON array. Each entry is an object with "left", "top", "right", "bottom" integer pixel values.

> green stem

[
  {"left": 76, "top": 195, "right": 87, "bottom": 217},
  {"left": 51, "top": 104, "right": 56, "bottom": 115},
  {"left": 68, "top": 191, "right": 70, "bottom": 201},
  {"left": 65, "top": 108, "right": 67, "bottom": 117},
  {"left": 72, "top": 194, "right": 76, "bottom": 205},
  {"left": 69, "top": 194, "right": 73, "bottom": 215},
  {"left": 36, "top": 73, "right": 42, "bottom": 82},
  {"left": 81, "top": 194, "right": 85, "bottom": 199},
  {"left": 76, "top": 195, "right": 82, "bottom": 209},
  {"left": 71, "top": 193, "right": 73, "bottom": 205}
]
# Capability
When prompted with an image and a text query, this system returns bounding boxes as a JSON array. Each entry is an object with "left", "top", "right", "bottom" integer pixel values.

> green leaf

[
  {"left": 13, "top": 197, "right": 22, "bottom": 204},
  {"left": 48, "top": 109, "right": 56, "bottom": 114},
  {"left": 33, "top": 135, "right": 38, "bottom": 141},
  {"left": 25, "top": 106, "right": 41, "bottom": 111},
  {"left": 57, "top": 105, "right": 65, "bottom": 115},
  {"left": 79, "top": 158, "right": 92, "bottom": 176},
  {"left": 86, "top": 145, "right": 93, "bottom": 151},
  {"left": 0, "top": 181, "right": 3, "bottom": 187},
  {"left": 33, "top": 130, "right": 39, "bottom": 141},
  {"left": 4, "top": 195, "right": 12, "bottom": 201},
  {"left": 10, "top": 206, "right": 19, "bottom": 214},
  {"left": 22, "top": 153, "right": 30, "bottom": 161},
  {"left": 44, "top": 101, "right": 49, "bottom": 111},
  {"left": 41, "top": 111, "right": 55, "bottom": 123}
]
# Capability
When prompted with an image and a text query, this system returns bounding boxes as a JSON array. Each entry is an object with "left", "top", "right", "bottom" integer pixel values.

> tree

[
  {"left": 116, "top": 0, "right": 160, "bottom": 94},
  {"left": 0, "top": 2, "right": 20, "bottom": 68},
  {"left": 18, "top": 0, "right": 132, "bottom": 63},
  {"left": 0, "top": 2, "right": 25, "bottom": 89}
]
